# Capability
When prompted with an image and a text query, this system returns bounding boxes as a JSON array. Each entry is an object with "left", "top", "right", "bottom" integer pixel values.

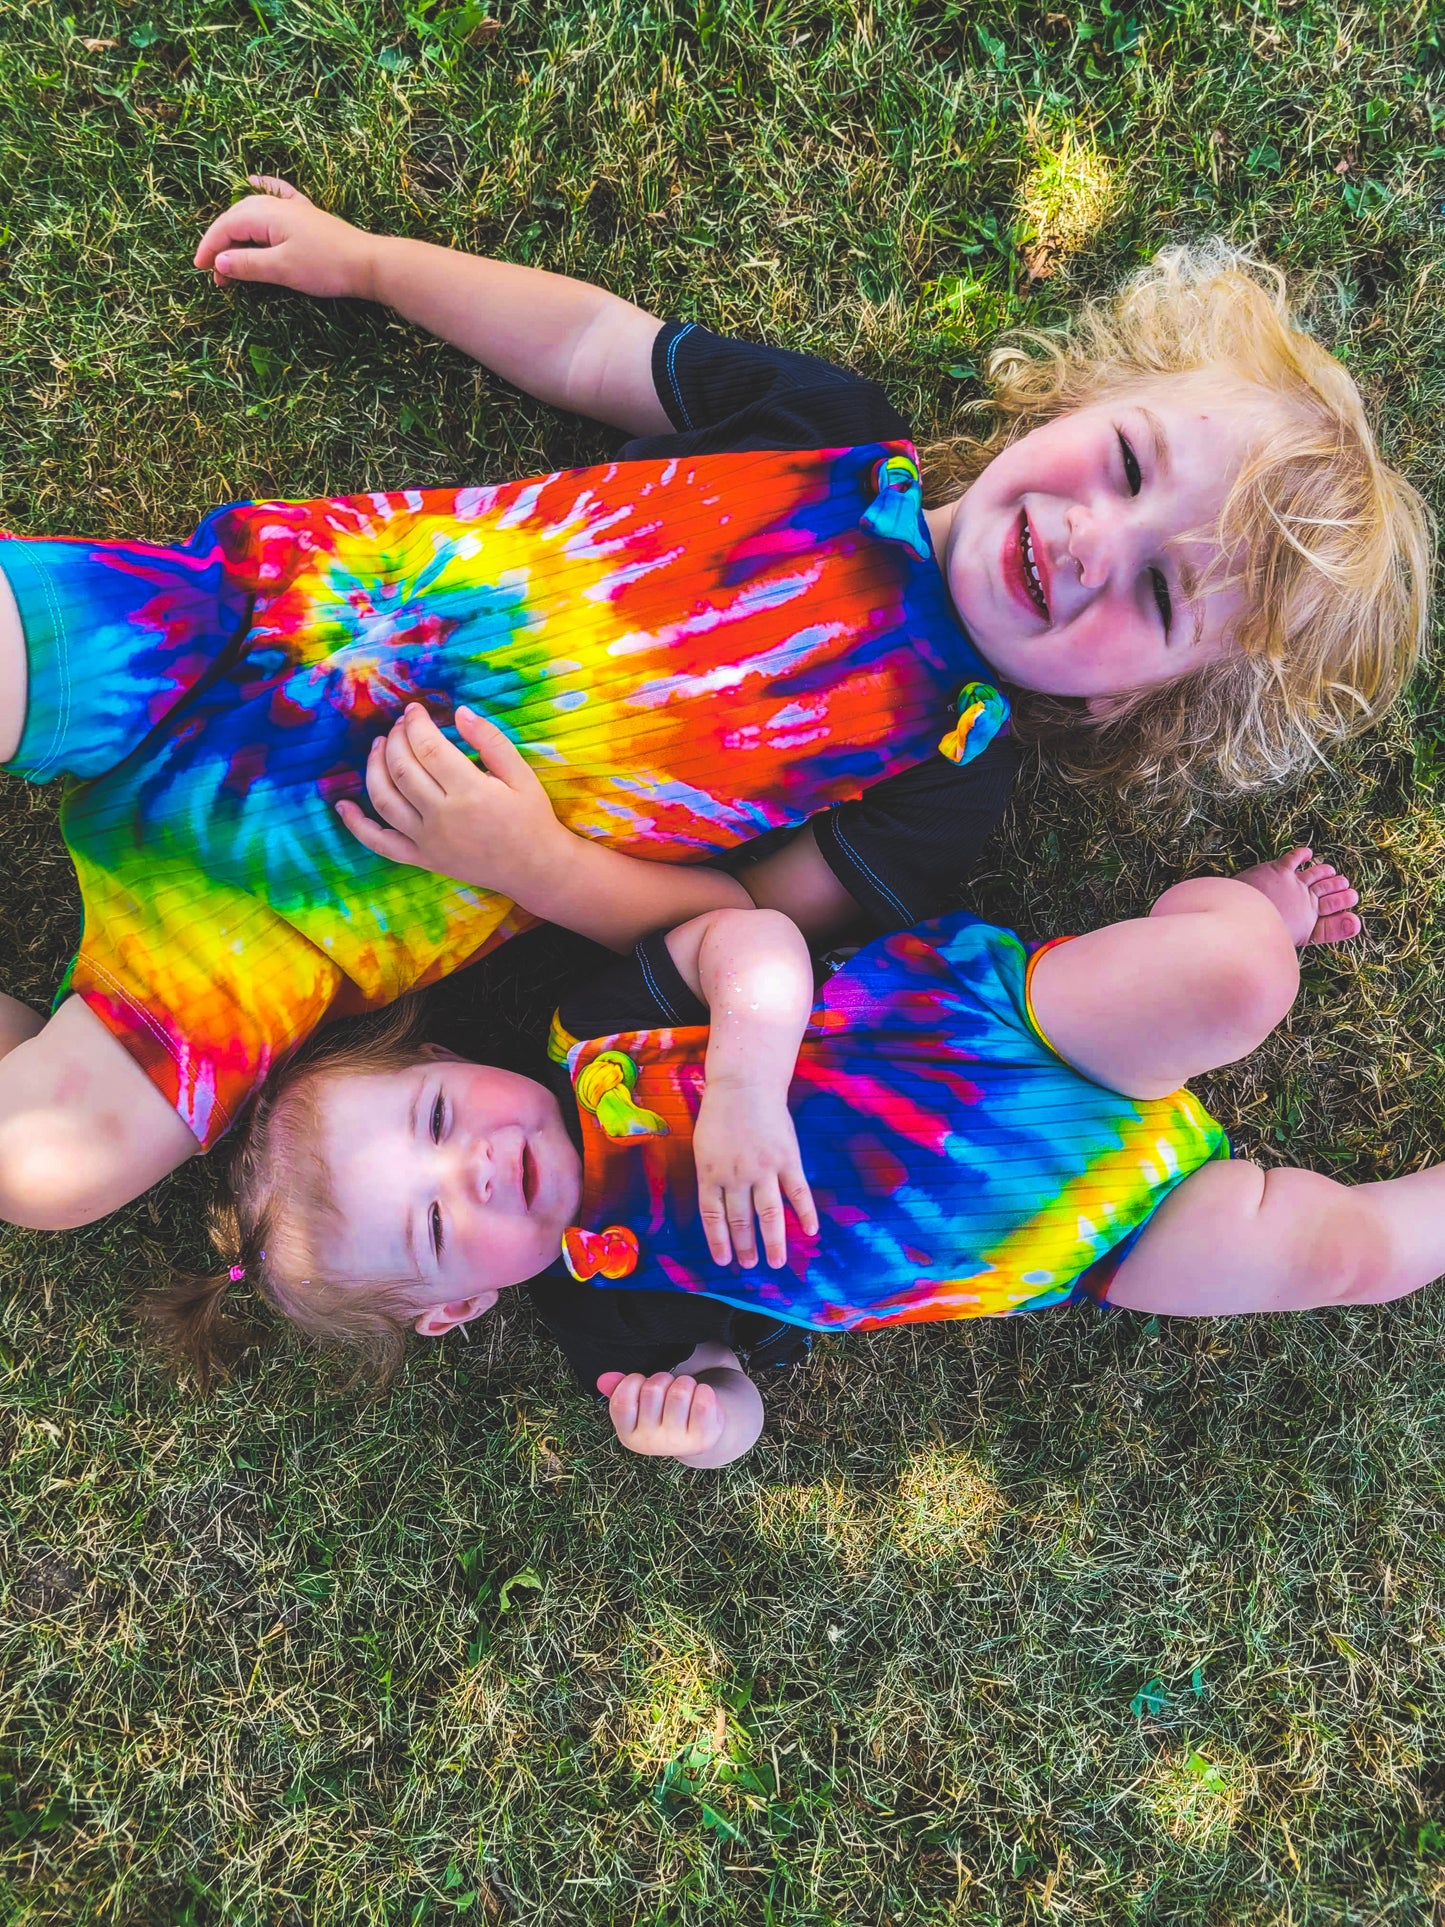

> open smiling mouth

[
  {"left": 1019, "top": 511, "right": 1048, "bottom": 618},
  {"left": 522, "top": 1141, "right": 538, "bottom": 1209}
]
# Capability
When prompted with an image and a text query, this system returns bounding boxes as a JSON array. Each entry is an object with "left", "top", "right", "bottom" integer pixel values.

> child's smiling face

[
  {"left": 313, "top": 1053, "right": 583, "bottom": 1330},
  {"left": 936, "top": 372, "right": 1271, "bottom": 698}
]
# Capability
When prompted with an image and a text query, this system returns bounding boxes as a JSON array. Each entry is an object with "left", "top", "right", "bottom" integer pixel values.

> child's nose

[
  {"left": 1063, "top": 505, "right": 1112, "bottom": 591},
  {"left": 448, "top": 1135, "right": 493, "bottom": 1209}
]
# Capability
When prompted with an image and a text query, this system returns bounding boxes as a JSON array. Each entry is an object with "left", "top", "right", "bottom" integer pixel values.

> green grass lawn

[{"left": 2, "top": 1, "right": 1444, "bottom": 1919}]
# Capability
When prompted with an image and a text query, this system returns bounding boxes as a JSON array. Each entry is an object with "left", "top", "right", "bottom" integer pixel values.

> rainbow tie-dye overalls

[{"left": 552, "top": 912, "right": 1228, "bottom": 1326}]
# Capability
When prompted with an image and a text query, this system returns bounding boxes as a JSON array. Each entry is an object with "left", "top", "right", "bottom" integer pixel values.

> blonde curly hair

[{"left": 922, "top": 243, "right": 1435, "bottom": 795}]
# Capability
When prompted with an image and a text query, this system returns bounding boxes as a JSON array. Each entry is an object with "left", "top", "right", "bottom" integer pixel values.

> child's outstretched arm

[
  {"left": 0, "top": 997, "right": 197, "bottom": 1228},
  {"left": 194, "top": 177, "right": 670, "bottom": 436},
  {"left": 598, "top": 1342, "right": 766, "bottom": 1470}
]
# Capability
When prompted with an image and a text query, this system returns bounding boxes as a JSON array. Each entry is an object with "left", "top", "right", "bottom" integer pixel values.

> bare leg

[
  {"left": 0, "top": 998, "right": 197, "bottom": 1228},
  {"left": 0, "top": 566, "right": 26, "bottom": 766},
  {"left": 1028, "top": 876, "right": 1299, "bottom": 1098},
  {"left": 1110, "top": 1155, "right": 1443, "bottom": 1315},
  {"left": 1027, "top": 850, "right": 1359, "bottom": 1100}
]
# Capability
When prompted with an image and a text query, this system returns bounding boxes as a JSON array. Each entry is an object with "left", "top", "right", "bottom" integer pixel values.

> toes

[
  {"left": 1312, "top": 910, "right": 1361, "bottom": 947},
  {"left": 1314, "top": 885, "right": 1358, "bottom": 916}
]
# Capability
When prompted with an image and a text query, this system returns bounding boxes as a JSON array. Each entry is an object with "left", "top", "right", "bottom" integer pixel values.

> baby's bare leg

[
  {"left": 0, "top": 566, "right": 27, "bottom": 765},
  {"left": 0, "top": 997, "right": 196, "bottom": 1228},
  {"left": 1110, "top": 1156, "right": 1439, "bottom": 1316},
  {"left": 1028, "top": 875, "right": 1299, "bottom": 1099}
]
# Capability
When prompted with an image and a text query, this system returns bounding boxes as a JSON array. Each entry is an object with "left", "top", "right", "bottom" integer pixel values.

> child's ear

[
  {"left": 418, "top": 1041, "right": 461, "bottom": 1063},
  {"left": 413, "top": 1290, "right": 499, "bottom": 1337}
]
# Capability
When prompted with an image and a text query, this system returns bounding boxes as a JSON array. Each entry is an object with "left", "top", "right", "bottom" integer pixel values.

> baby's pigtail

[{"left": 142, "top": 1202, "right": 264, "bottom": 1391}]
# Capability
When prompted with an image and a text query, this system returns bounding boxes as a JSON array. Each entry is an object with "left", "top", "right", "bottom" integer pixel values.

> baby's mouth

[
  {"left": 1018, "top": 510, "right": 1049, "bottom": 618},
  {"left": 522, "top": 1141, "right": 538, "bottom": 1210}
]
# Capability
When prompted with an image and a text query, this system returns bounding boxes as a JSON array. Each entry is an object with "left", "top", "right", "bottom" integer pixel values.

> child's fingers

[
  {"left": 384, "top": 712, "right": 449, "bottom": 806},
  {"left": 698, "top": 1183, "right": 734, "bottom": 1266},
  {"left": 455, "top": 705, "right": 538, "bottom": 790},
  {"left": 636, "top": 1371, "right": 676, "bottom": 1434},
  {"left": 782, "top": 1165, "right": 819, "bottom": 1241},
  {"left": 662, "top": 1374, "right": 699, "bottom": 1434},
  {"left": 335, "top": 797, "right": 418, "bottom": 865},
  {"left": 195, "top": 200, "right": 295, "bottom": 267},
  {"left": 399, "top": 702, "right": 481, "bottom": 794},
  {"left": 752, "top": 1176, "right": 788, "bottom": 1269},
  {"left": 596, "top": 1371, "right": 627, "bottom": 1399},
  {"left": 605, "top": 1372, "right": 644, "bottom": 1436},
  {"left": 1278, "top": 846, "right": 1313, "bottom": 872},
  {"left": 726, "top": 1185, "right": 760, "bottom": 1268},
  {"left": 341, "top": 797, "right": 423, "bottom": 867},
  {"left": 247, "top": 173, "right": 304, "bottom": 199},
  {"left": 687, "top": 1382, "right": 723, "bottom": 1445},
  {"left": 207, "top": 243, "right": 289, "bottom": 285},
  {"left": 364, "top": 735, "right": 425, "bottom": 833}
]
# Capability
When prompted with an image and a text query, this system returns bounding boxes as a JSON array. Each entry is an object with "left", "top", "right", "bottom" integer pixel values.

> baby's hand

[
  {"left": 337, "top": 703, "right": 570, "bottom": 901},
  {"left": 692, "top": 1079, "right": 818, "bottom": 1268},
  {"left": 598, "top": 1371, "right": 728, "bottom": 1460},
  {"left": 194, "top": 176, "right": 376, "bottom": 299},
  {"left": 1235, "top": 847, "right": 1361, "bottom": 948}
]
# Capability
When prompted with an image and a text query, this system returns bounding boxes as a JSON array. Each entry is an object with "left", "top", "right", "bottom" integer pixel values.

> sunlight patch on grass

[
  {"left": 889, "top": 1445, "right": 1004, "bottom": 1567},
  {"left": 1143, "top": 1744, "right": 1253, "bottom": 1851},
  {"left": 750, "top": 1479, "right": 880, "bottom": 1571},
  {"left": 1017, "top": 121, "right": 1120, "bottom": 281},
  {"left": 600, "top": 1612, "right": 731, "bottom": 1773}
]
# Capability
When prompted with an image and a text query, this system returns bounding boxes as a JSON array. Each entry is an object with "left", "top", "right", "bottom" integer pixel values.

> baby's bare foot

[{"left": 1235, "top": 846, "right": 1361, "bottom": 949}]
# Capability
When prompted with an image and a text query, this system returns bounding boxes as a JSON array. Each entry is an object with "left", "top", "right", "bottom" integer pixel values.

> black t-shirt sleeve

[
  {"left": 554, "top": 931, "right": 707, "bottom": 1043},
  {"left": 616, "top": 321, "right": 911, "bottom": 459},
  {"left": 528, "top": 1273, "right": 744, "bottom": 1387},
  {"left": 806, "top": 735, "right": 1020, "bottom": 931}
]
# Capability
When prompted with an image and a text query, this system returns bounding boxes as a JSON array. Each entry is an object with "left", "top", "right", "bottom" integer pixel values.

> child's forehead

[{"left": 1098, "top": 365, "right": 1277, "bottom": 419}]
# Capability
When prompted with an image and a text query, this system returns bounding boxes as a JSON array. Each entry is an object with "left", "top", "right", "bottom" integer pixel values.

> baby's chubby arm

[
  {"left": 664, "top": 904, "right": 819, "bottom": 1270},
  {"left": 194, "top": 176, "right": 670, "bottom": 436},
  {"left": 598, "top": 1343, "right": 766, "bottom": 1469}
]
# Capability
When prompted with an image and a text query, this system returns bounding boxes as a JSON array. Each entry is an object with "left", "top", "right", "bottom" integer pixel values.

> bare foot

[{"left": 1235, "top": 847, "right": 1361, "bottom": 949}]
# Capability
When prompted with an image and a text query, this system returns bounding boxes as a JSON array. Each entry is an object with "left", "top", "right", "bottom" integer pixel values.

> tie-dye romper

[
  {"left": 550, "top": 911, "right": 1228, "bottom": 1325},
  {"left": 0, "top": 443, "right": 1005, "bottom": 1147}
]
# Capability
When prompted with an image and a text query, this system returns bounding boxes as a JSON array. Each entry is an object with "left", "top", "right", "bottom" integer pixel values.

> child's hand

[
  {"left": 598, "top": 1370, "right": 728, "bottom": 1460},
  {"left": 337, "top": 703, "right": 571, "bottom": 901},
  {"left": 1235, "top": 847, "right": 1362, "bottom": 948},
  {"left": 692, "top": 1079, "right": 818, "bottom": 1268},
  {"left": 194, "top": 176, "right": 376, "bottom": 299}
]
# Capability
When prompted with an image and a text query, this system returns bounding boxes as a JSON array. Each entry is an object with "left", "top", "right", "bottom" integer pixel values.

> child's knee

[
  {"left": 1184, "top": 913, "right": 1298, "bottom": 1058},
  {"left": 1168, "top": 880, "right": 1300, "bottom": 1044}
]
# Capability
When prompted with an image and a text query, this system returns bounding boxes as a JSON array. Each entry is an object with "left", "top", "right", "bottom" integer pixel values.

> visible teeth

[{"left": 1020, "top": 521, "right": 1045, "bottom": 611}]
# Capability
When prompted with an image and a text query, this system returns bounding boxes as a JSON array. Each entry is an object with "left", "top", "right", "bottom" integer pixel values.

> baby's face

[
  {"left": 315, "top": 1054, "right": 583, "bottom": 1326},
  {"left": 939, "top": 371, "right": 1268, "bottom": 699}
]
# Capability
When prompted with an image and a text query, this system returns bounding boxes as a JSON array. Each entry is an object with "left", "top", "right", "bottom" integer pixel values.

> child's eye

[
  {"left": 430, "top": 1090, "right": 445, "bottom": 1143},
  {"left": 1117, "top": 430, "right": 1142, "bottom": 497},
  {"left": 1150, "top": 566, "right": 1173, "bottom": 634},
  {"left": 430, "top": 1201, "right": 445, "bottom": 1260}
]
